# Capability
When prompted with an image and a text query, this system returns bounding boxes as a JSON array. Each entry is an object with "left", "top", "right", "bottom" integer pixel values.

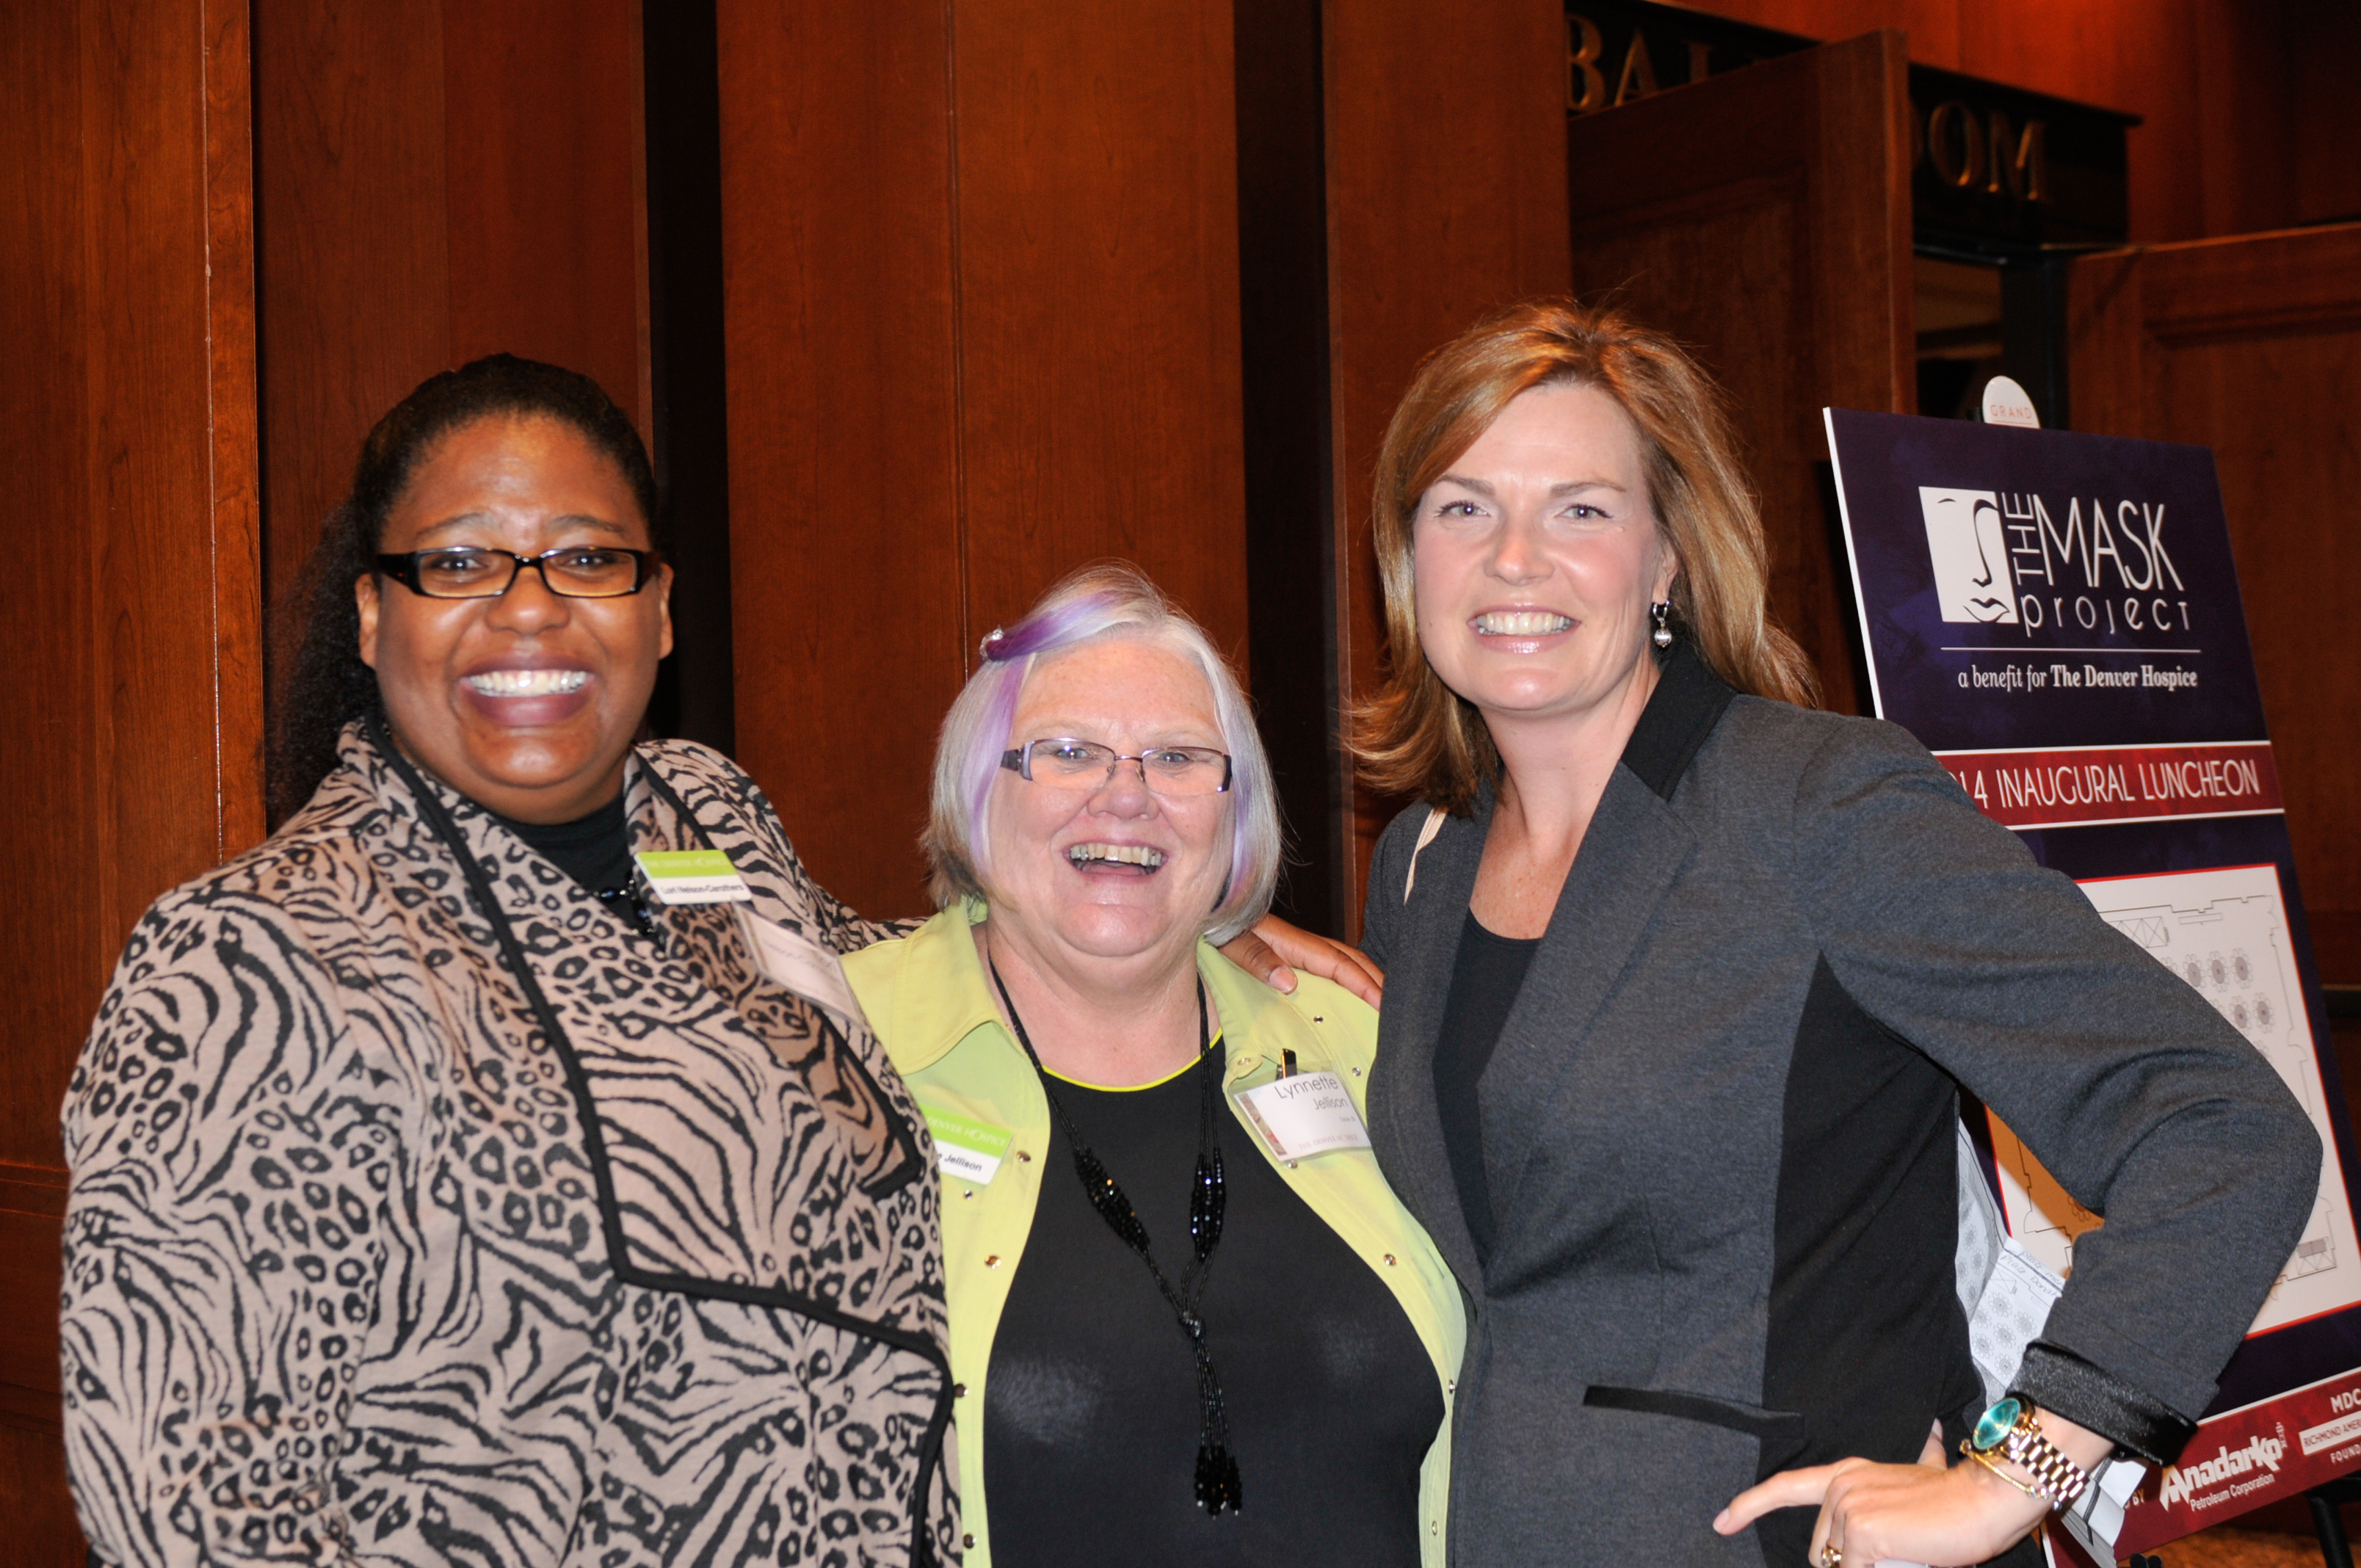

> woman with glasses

[
  {"left": 841, "top": 565, "right": 1462, "bottom": 1568},
  {"left": 60, "top": 355, "right": 957, "bottom": 1567}
]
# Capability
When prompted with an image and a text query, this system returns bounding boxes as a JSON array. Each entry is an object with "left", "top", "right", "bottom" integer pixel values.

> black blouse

[{"left": 984, "top": 1049, "right": 1443, "bottom": 1567}]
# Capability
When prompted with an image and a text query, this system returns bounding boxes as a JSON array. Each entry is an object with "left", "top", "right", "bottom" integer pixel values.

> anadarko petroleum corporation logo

[
  {"left": 2156, "top": 1434, "right": 2285, "bottom": 1509},
  {"left": 1918, "top": 484, "right": 2191, "bottom": 636}
]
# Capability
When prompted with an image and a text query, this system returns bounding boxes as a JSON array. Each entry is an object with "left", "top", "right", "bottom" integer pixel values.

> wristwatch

[{"left": 1962, "top": 1396, "right": 2092, "bottom": 1509}]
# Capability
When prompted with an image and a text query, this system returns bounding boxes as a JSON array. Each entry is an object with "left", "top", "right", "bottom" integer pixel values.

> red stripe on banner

[
  {"left": 2114, "top": 1375, "right": 2361, "bottom": 1553},
  {"left": 1932, "top": 742, "right": 2282, "bottom": 830}
]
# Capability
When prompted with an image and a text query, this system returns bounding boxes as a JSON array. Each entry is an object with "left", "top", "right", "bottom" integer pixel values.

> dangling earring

[{"left": 1650, "top": 600, "right": 1675, "bottom": 648}]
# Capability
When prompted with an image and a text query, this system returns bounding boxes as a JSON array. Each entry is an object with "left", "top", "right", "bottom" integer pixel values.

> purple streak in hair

[{"left": 961, "top": 587, "right": 1135, "bottom": 879}]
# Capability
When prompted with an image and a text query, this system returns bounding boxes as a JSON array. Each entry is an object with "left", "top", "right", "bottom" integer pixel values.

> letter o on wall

[{"left": 1926, "top": 101, "right": 1983, "bottom": 189}]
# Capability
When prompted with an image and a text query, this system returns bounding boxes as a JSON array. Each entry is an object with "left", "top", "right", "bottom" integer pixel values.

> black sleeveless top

[
  {"left": 983, "top": 1049, "right": 1443, "bottom": 1567},
  {"left": 1432, "top": 910, "right": 1542, "bottom": 1265}
]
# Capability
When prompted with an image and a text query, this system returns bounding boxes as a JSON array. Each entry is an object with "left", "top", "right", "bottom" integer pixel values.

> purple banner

[
  {"left": 1827, "top": 407, "right": 2359, "bottom": 1551},
  {"left": 1825, "top": 410, "right": 2267, "bottom": 752}
]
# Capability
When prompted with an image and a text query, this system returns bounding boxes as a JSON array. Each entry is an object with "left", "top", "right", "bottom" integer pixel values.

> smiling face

[
  {"left": 979, "top": 635, "right": 1235, "bottom": 973},
  {"left": 357, "top": 413, "right": 672, "bottom": 822},
  {"left": 1412, "top": 380, "right": 1678, "bottom": 736}
]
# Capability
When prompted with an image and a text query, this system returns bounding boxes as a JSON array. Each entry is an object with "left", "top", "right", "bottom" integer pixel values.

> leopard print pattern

[{"left": 61, "top": 727, "right": 957, "bottom": 1568}]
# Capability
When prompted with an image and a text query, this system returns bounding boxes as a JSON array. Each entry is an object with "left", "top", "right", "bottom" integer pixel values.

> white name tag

[
  {"left": 634, "top": 849, "right": 752, "bottom": 905},
  {"left": 733, "top": 905, "right": 867, "bottom": 1033},
  {"left": 1234, "top": 1072, "right": 1371, "bottom": 1161},
  {"left": 922, "top": 1105, "right": 1014, "bottom": 1186}
]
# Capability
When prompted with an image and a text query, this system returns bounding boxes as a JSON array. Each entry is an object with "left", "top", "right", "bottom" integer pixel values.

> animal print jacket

[{"left": 61, "top": 724, "right": 957, "bottom": 1568}]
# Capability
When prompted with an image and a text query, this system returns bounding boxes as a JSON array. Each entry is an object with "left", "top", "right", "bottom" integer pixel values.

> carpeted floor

[{"left": 2150, "top": 1525, "right": 2326, "bottom": 1568}]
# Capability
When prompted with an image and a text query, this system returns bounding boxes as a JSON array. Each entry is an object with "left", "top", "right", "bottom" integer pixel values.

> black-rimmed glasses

[
  {"left": 1000, "top": 738, "right": 1233, "bottom": 796},
  {"left": 375, "top": 546, "right": 661, "bottom": 599}
]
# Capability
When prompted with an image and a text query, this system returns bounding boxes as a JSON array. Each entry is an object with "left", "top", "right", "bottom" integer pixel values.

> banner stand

[{"left": 1826, "top": 407, "right": 2361, "bottom": 1559}]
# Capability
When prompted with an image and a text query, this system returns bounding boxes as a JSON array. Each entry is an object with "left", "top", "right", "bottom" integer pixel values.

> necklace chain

[{"left": 987, "top": 957, "right": 1243, "bottom": 1516}]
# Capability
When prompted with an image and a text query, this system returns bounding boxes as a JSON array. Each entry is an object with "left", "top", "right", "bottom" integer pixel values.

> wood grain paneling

[
  {"left": 2069, "top": 225, "right": 2361, "bottom": 981},
  {"left": 0, "top": 1412, "right": 80, "bottom": 1568},
  {"left": 2, "top": 0, "right": 264, "bottom": 1551},
  {"left": 718, "top": 0, "right": 1250, "bottom": 922},
  {"left": 441, "top": 0, "right": 648, "bottom": 418},
  {"left": 254, "top": 0, "right": 648, "bottom": 777},
  {"left": 253, "top": 0, "right": 451, "bottom": 628},
  {"left": 1564, "top": 32, "right": 1915, "bottom": 722},
  {"left": 949, "top": 0, "right": 1247, "bottom": 653},
  {"left": 1678, "top": 0, "right": 2353, "bottom": 244},
  {"left": 716, "top": 0, "right": 964, "bottom": 921},
  {"left": 0, "top": 1172, "right": 69, "bottom": 1398},
  {"left": 1322, "top": 0, "right": 1574, "bottom": 932}
]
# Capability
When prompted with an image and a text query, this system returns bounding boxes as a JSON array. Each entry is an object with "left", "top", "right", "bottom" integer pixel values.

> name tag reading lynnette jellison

[
  {"left": 634, "top": 849, "right": 752, "bottom": 905},
  {"left": 1235, "top": 1072, "right": 1371, "bottom": 1161},
  {"left": 922, "top": 1106, "right": 1014, "bottom": 1185}
]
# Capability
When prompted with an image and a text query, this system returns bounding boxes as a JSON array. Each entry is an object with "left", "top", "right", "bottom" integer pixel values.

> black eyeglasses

[{"left": 375, "top": 546, "right": 661, "bottom": 600}]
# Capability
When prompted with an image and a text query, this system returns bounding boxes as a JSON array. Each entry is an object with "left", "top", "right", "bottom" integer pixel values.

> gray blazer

[{"left": 1362, "top": 647, "right": 2318, "bottom": 1568}]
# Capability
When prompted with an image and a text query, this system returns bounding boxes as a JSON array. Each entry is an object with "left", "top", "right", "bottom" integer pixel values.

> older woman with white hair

[{"left": 842, "top": 564, "right": 1462, "bottom": 1568}]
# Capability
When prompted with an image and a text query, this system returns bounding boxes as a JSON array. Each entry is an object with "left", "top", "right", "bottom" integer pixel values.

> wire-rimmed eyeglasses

[
  {"left": 375, "top": 546, "right": 661, "bottom": 599},
  {"left": 1000, "top": 738, "right": 1233, "bottom": 796}
]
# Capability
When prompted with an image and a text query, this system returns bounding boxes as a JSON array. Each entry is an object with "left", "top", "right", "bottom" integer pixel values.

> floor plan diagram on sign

[{"left": 1985, "top": 863, "right": 2355, "bottom": 1335}]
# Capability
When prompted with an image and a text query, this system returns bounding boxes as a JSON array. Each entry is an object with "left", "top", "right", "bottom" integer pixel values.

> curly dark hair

[{"left": 269, "top": 354, "right": 664, "bottom": 821}]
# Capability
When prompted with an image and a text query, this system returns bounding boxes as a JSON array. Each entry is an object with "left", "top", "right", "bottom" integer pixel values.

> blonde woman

[{"left": 1339, "top": 301, "right": 2315, "bottom": 1568}]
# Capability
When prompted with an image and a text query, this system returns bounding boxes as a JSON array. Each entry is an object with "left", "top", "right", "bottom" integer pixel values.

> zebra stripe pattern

[{"left": 62, "top": 726, "right": 957, "bottom": 1567}]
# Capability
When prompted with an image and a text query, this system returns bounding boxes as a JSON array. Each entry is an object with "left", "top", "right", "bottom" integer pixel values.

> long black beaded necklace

[{"left": 987, "top": 957, "right": 1243, "bottom": 1516}]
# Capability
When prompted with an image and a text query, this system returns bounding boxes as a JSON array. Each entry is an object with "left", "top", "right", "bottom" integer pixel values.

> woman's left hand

[
  {"left": 1715, "top": 1422, "right": 2053, "bottom": 1568},
  {"left": 1218, "top": 915, "right": 1385, "bottom": 1008}
]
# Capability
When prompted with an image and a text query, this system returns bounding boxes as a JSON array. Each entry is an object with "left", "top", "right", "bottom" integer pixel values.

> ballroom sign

[
  {"left": 1828, "top": 409, "right": 2361, "bottom": 1556},
  {"left": 1566, "top": 0, "right": 2133, "bottom": 247}
]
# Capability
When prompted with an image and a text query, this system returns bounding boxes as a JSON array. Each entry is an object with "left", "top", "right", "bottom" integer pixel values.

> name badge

[
  {"left": 1234, "top": 1072, "right": 1371, "bottom": 1161},
  {"left": 733, "top": 905, "right": 866, "bottom": 1032},
  {"left": 921, "top": 1105, "right": 1014, "bottom": 1185},
  {"left": 634, "top": 849, "right": 752, "bottom": 905}
]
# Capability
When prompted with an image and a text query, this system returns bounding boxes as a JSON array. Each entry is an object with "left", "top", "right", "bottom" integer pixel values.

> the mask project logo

[
  {"left": 1919, "top": 485, "right": 2190, "bottom": 637},
  {"left": 1922, "top": 488, "right": 2017, "bottom": 623}
]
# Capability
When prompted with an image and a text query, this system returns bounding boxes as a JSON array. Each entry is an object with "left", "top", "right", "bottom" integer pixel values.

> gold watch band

[
  {"left": 1960, "top": 1441, "right": 2047, "bottom": 1501},
  {"left": 1998, "top": 1407, "right": 2092, "bottom": 1508}
]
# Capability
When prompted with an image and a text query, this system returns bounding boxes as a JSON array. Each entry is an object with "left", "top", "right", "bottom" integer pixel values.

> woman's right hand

[
  {"left": 1219, "top": 915, "right": 1385, "bottom": 1008},
  {"left": 1716, "top": 1420, "right": 2071, "bottom": 1568}
]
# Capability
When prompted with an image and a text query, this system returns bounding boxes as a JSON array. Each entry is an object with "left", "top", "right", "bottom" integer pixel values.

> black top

[
  {"left": 496, "top": 793, "right": 637, "bottom": 895},
  {"left": 1432, "top": 911, "right": 1540, "bottom": 1266},
  {"left": 984, "top": 1049, "right": 1443, "bottom": 1568}
]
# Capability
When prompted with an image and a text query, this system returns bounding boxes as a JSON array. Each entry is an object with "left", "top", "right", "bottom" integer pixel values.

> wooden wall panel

[
  {"left": 951, "top": 0, "right": 1248, "bottom": 653},
  {"left": 715, "top": 0, "right": 964, "bottom": 921},
  {"left": 1679, "top": 0, "right": 2354, "bottom": 243},
  {"left": 1322, "top": 0, "right": 1574, "bottom": 931},
  {"left": 1564, "top": 32, "right": 1915, "bottom": 719},
  {"left": 718, "top": 0, "right": 1250, "bottom": 921},
  {"left": 253, "top": 0, "right": 450, "bottom": 636},
  {"left": 0, "top": 1398, "right": 81, "bottom": 1568},
  {"left": 441, "top": 0, "right": 648, "bottom": 422},
  {"left": 2069, "top": 225, "right": 2361, "bottom": 982},
  {"left": 254, "top": 0, "right": 648, "bottom": 760},
  {"left": 1, "top": 0, "right": 264, "bottom": 1552}
]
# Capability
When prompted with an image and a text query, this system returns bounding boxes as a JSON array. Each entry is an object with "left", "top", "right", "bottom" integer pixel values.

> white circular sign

[{"left": 1981, "top": 375, "right": 2041, "bottom": 429}]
